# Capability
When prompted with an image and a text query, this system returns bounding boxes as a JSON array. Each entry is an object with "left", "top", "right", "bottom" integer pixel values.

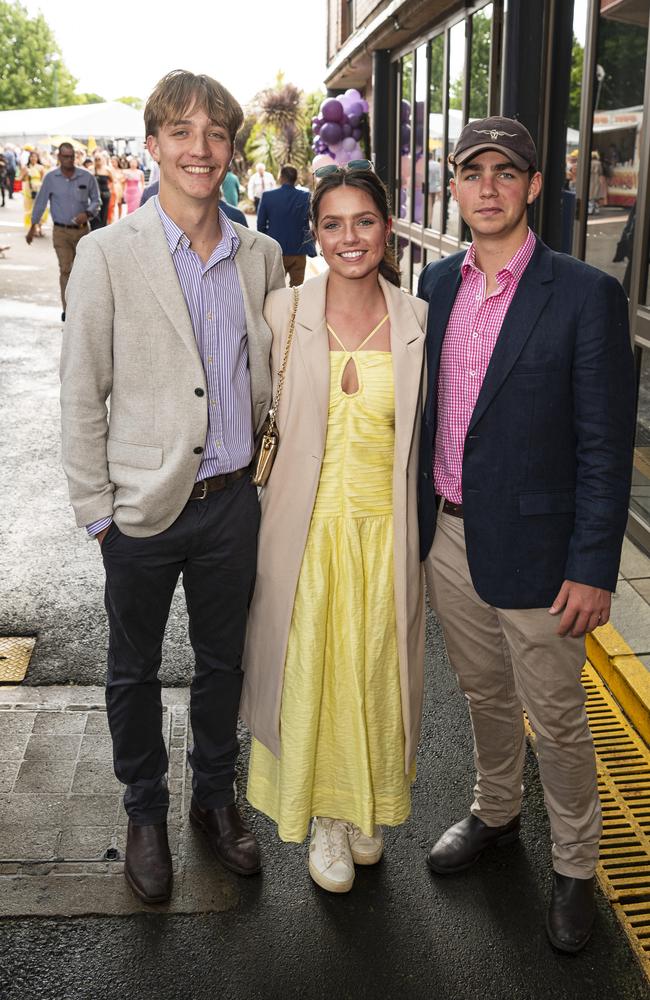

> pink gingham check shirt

[{"left": 434, "top": 228, "right": 536, "bottom": 503}]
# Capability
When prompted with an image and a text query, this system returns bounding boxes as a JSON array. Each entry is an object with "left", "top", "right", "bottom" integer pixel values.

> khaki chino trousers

[
  {"left": 425, "top": 505, "right": 601, "bottom": 878},
  {"left": 52, "top": 224, "right": 88, "bottom": 310}
]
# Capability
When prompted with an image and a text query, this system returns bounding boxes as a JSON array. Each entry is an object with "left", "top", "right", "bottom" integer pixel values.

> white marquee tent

[{"left": 0, "top": 101, "right": 145, "bottom": 145}]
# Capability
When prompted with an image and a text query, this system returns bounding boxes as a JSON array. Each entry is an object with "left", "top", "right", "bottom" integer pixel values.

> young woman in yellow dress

[
  {"left": 20, "top": 151, "right": 48, "bottom": 235},
  {"left": 241, "top": 164, "right": 428, "bottom": 893}
]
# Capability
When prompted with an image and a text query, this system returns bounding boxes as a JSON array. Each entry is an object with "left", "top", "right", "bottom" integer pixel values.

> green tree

[
  {"left": 596, "top": 19, "right": 647, "bottom": 110},
  {"left": 568, "top": 34, "right": 584, "bottom": 130},
  {"left": 0, "top": 0, "right": 78, "bottom": 109},
  {"left": 116, "top": 96, "right": 144, "bottom": 109},
  {"left": 75, "top": 92, "right": 106, "bottom": 105}
]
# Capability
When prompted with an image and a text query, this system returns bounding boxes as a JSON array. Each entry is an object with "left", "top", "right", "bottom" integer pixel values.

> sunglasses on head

[{"left": 313, "top": 158, "right": 374, "bottom": 179}]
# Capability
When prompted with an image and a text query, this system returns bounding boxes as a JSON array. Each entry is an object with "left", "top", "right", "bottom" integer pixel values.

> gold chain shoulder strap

[{"left": 267, "top": 286, "right": 299, "bottom": 434}]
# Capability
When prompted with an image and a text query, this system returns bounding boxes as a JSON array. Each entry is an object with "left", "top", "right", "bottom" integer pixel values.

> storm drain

[
  {"left": 527, "top": 662, "right": 650, "bottom": 982},
  {"left": 0, "top": 637, "right": 35, "bottom": 683}
]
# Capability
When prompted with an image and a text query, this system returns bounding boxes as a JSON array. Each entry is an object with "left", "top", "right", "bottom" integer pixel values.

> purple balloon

[
  {"left": 347, "top": 101, "right": 363, "bottom": 118},
  {"left": 344, "top": 88, "right": 361, "bottom": 101},
  {"left": 347, "top": 114, "right": 361, "bottom": 128},
  {"left": 320, "top": 98, "right": 345, "bottom": 123},
  {"left": 352, "top": 127, "right": 362, "bottom": 141},
  {"left": 342, "top": 123, "right": 352, "bottom": 138},
  {"left": 313, "top": 121, "right": 321, "bottom": 134},
  {"left": 361, "top": 100, "right": 369, "bottom": 113},
  {"left": 320, "top": 121, "right": 343, "bottom": 145}
]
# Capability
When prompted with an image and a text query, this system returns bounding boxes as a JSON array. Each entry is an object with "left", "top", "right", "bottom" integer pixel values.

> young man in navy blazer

[
  {"left": 418, "top": 117, "right": 635, "bottom": 953},
  {"left": 256, "top": 164, "right": 315, "bottom": 286}
]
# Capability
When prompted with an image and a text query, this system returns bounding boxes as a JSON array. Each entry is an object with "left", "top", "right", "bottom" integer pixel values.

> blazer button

[
  {"left": 195, "top": 388, "right": 205, "bottom": 397},
  {"left": 193, "top": 446, "right": 203, "bottom": 454}
]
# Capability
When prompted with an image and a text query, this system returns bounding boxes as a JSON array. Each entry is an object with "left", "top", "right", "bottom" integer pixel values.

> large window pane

[
  {"left": 469, "top": 4, "right": 492, "bottom": 121},
  {"left": 427, "top": 33, "right": 444, "bottom": 231},
  {"left": 444, "top": 20, "right": 466, "bottom": 239},
  {"left": 399, "top": 53, "right": 413, "bottom": 221},
  {"left": 414, "top": 44, "right": 427, "bottom": 224},
  {"left": 584, "top": 6, "right": 648, "bottom": 291},
  {"left": 563, "top": 0, "right": 588, "bottom": 253},
  {"left": 631, "top": 347, "right": 650, "bottom": 525}
]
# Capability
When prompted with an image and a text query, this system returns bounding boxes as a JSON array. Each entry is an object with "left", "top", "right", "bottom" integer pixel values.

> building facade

[{"left": 325, "top": 0, "right": 650, "bottom": 554}]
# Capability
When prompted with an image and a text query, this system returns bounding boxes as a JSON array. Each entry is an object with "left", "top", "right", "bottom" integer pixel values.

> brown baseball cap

[{"left": 450, "top": 116, "right": 537, "bottom": 171}]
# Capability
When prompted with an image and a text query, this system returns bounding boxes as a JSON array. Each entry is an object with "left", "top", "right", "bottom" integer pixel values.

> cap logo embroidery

[{"left": 473, "top": 128, "right": 519, "bottom": 140}]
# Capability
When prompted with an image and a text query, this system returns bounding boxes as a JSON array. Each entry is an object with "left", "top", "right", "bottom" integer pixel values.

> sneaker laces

[{"left": 319, "top": 818, "right": 350, "bottom": 866}]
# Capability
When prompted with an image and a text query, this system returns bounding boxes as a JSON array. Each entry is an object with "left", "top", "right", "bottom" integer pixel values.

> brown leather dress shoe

[
  {"left": 124, "top": 820, "right": 172, "bottom": 904},
  {"left": 427, "top": 813, "right": 520, "bottom": 874},
  {"left": 546, "top": 873, "right": 595, "bottom": 953},
  {"left": 190, "top": 799, "right": 261, "bottom": 876}
]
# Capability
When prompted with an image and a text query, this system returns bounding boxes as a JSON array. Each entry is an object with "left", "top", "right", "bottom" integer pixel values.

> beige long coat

[{"left": 240, "top": 271, "right": 428, "bottom": 772}]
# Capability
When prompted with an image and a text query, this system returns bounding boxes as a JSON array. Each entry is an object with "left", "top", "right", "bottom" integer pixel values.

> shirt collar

[
  {"left": 461, "top": 228, "right": 536, "bottom": 286},
  {"left": 155, "top": 197, "right": 240, "bottom": 261}
]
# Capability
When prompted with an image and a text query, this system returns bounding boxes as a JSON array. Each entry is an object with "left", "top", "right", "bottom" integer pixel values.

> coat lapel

[
  {"left": 293, "top": 272, "right": 330, "bottom": 457},
  {"left": 467, "top": 240, "right": 554, "bottom": 433},
  {"left": 380, "top": 275, "right": 426, "bottom": 471},
  {"left": 424, "top": 261, "right": 463, "bottom": 423},
  {"left": 127, "top": 200, "right": 198, "bottom": 360}
]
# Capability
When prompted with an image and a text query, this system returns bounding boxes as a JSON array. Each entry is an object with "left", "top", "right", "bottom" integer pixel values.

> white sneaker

[
  {"left": 308, "top": 817, "right": 355, "bottom": 893},
  {"left": 347, "top": 824, "right": 384, "bottom": 865}
]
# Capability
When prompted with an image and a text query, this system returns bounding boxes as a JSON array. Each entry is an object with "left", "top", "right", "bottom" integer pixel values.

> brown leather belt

[
  {"left": 436, "top": 494, "right": 464, "bottom": 518},
  {"left": 188, "top": 466, "right": 249, "bottom": 501}
]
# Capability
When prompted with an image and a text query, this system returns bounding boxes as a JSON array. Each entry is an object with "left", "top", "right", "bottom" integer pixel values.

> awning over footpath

[{"left": 0, "top": 102, "right": 145, "bottom": 143}]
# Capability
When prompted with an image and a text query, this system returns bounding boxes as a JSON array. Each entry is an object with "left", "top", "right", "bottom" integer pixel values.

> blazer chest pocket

[
  {"left": 107, "top": 438, "right": 163, "bottom": 470},
  {"left": 519, "top": 490, "right": 575, "bottom": 516}
]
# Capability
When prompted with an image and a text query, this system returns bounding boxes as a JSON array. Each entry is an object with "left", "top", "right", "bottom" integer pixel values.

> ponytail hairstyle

[{"left": 309, "top": 168, "right": 401, "bottom": 287}]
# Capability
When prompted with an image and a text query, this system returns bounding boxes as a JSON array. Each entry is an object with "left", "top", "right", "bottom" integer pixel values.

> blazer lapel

[
  {"left": 234, "top": 228, "right": 270, "bottom": 399},
  {"left": 425, "top": 262, "right": 463, "bottom": 423},
  {"left": 293, "top": 272, "right": 330, "bottom": 457},
  {"left": 127, "top": 200, "right": 198, "bottom": 360},
  {"left": 380, "top": 275, "right": 425, "bottom": 471},
  {"left": 468, "top": 240, "right": 554, "bottom": 433}
]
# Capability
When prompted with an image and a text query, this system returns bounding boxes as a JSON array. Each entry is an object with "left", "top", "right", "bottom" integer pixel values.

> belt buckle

[{"left": 197, "top": 480, "right": 208, "bottom": 500}]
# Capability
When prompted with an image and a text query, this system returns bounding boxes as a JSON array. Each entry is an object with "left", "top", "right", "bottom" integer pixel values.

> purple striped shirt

[{"left": 87, "top": 199, "right": 252, "bottom": 537}]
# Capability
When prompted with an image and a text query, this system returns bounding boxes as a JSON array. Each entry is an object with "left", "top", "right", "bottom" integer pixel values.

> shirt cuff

[{"left": 86, "top": 516, "right": 112, "bottom": 538}]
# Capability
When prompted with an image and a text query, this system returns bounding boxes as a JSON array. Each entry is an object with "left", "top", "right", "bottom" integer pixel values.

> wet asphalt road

[{"left": 1, "top": 198, "right": 648, "bottom": 1000}]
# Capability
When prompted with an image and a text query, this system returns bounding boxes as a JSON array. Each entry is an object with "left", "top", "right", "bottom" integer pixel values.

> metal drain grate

[
  {"left": 527, "top": 662, "right": 650, "bottom": 981},
  {"left": 0, "top": 637, "right": 35, "bottom": 683}
]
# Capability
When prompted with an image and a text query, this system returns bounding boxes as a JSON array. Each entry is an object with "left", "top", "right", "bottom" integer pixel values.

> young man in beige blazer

[{"left": 60, "top": 70, "right": 284, "bottom": 904}]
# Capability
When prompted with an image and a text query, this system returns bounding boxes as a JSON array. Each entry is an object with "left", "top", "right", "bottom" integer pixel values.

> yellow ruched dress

[{"left": 247, "top": 318, "right": 413, "bottom": 843}]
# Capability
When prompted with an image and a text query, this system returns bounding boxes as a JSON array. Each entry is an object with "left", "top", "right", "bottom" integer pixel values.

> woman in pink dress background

[{"left": 123, "top": 156, "right": 145, "bottom": 213}]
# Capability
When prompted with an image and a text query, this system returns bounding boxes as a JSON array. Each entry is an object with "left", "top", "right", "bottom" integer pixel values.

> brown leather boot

[
  {"left": 124, "top": 820, "right": 173, "bottom": 904},
  {"left": 189, "top": 799, "right": 261, "bottom": 876}
]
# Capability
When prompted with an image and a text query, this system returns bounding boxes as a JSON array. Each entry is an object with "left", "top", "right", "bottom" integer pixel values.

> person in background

[
  {"left": 247, "top": 162, "right": 275, "bottom": 211},
  {"left": 243, "top": 164, "right": 427, "bottom": 895},
  {"left": 0, "top": 153, "right": 6, "bottom": 208},
  {"left": 418, "top": 116, "right": 635, "bottom": 954},
  {"left": 256, "top": 164, "right": 315, "bottom": 286},
  {"left": 26, "top": 141, "right": 100, "bottom": 321},
  {"left": 91, "top": 150, "right": 113, "bottom": 230},
  {"left": 221, "top": 168, "right": 240, "bottom": 207},
  {"left": 20, "top": 151, "right": 47, "bottom": 235},
  {"left": 108, "top": 155, "right": 125, "bottom": 223},
  {"left": 3, "top": 146, "right": 16, "bottom": 200},
  {"left": 123, "top": 156, "right": 145, "bottom": 213}
]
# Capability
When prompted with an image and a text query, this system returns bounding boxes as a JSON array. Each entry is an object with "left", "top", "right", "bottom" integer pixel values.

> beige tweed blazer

[{"left": 60, "top": 198, "right": 285, "bottom": 537}]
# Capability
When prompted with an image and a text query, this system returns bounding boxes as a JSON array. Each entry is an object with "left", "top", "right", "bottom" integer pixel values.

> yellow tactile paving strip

[
  {"left": 0, "top": 637, "right": 35, "bottom": 683},
  {"left": 527, "top": 662, "right": 650, "bottom": 982}
]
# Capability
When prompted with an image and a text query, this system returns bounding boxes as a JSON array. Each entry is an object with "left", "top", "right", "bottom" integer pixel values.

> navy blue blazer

[
  {"left": 418, "top": 237, "right": 636, "bottom": 608},
  {"left": 256, "top": 184, "right": 316, "bottom": 256}
]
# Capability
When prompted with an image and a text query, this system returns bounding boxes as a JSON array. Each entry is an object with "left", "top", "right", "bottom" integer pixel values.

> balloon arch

[{"left": 311, "top": 89, "right": 369, "bottom": 173}]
